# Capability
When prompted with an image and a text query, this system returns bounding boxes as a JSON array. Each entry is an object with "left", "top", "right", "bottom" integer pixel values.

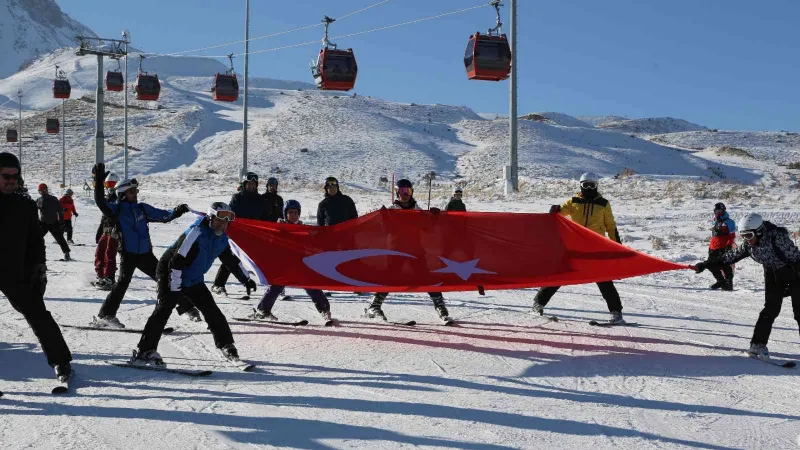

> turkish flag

[{"left": 226, "top": 209, "right": 689, "bottom": 293}]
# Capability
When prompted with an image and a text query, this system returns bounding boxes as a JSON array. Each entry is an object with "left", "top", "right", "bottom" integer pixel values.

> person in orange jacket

[{"left": 59, "top": 188, "right": 79, "bottom": 244}]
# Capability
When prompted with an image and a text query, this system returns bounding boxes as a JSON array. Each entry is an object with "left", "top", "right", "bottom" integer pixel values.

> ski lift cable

[{"left": 145, "top": 0, "right": 391, "bottom": 58}]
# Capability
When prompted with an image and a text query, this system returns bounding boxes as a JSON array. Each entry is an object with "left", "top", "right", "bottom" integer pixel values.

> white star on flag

[{"left": 431, "top": 257, "right": 497, "bottom": 281}]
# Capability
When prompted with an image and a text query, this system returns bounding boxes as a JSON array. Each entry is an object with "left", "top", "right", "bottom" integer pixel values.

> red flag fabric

[{"left": 226, "top": 209, "right": 690, "bottom": 293}]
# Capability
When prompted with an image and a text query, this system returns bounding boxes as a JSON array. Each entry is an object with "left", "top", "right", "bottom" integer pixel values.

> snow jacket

[
  {"left": 95, "top": 182, "right": 181, "bottom": 254},
  {"left": 389, "top": 198, "right": 422, "bottom": 211},
  {"left": 445, "top": 197, "right": 466, "bottom": 212},
  {"left": 558, "top": 192, "right": 620, "bottom": 242},
  {"left": 317, "top": 191, "right": 358, "bottom": 226},
  {"left": 714, "top": 222, "right": 800, "bottom": 271},
  {"left": 229, "top": 190, "right": 271, "bottom": 221},
  {"left": 95, "top": 192, "right": 120, "bottom": 243},
  {"left": 59, "top": 195, "right": 78, "bottom": 221},
  {"left": 36, "top": 193, "right": 64, "bottom": 224},
  {"left": 262, "top": 192, "right": 284, "bottom": 222},
  {"left": 165, "top": 217, "right": 249, "bottom": 290},
  {"left": 709, "top": 212, "right": 736, "bottom": 250},
  {"left": 0, "top": 192, "right": 46, "bottom": 284}
]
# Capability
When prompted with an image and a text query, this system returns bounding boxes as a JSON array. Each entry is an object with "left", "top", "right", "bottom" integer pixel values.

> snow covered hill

[
  {"left": 648, "top": 130, "right": 800, "bottom": 165},
  {"left": 598, "top": 117, "right": 709, "bottom": 135},
  {"left": 0, "top": 0, "right": 96, "bottom": 78},
  {"left": 577, "top": 115, "right": 630, "bottom": 127}
]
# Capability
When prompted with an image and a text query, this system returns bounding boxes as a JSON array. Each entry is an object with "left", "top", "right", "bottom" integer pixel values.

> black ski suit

[
  {"left": 316, "top": 191, "right": 358, "bottom": 227},
  {"left": 262, "top": 191, "right": 284, "bottom": 222},
  {"left": 0, "top": 192, "right": 72, "bottom": 367},
  {"left": 444, "top": 197, "right": 466, "bottom": 212},
  {"left": 213, "top": 190, "right": 271, "bottom": 288},
  {"left": 36, "top": 193, "right": 71, "bottom": 255},
  {"left": 702, "top": 221, "right": 800, "bottom": 345}
]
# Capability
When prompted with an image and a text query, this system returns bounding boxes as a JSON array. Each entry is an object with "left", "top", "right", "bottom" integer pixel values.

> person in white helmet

[
  {"left": 536, "top": 172, "right": 626, "bottom": 324},
  {"left": 694, "top": 213, "right": 800, "bottom": 359}
]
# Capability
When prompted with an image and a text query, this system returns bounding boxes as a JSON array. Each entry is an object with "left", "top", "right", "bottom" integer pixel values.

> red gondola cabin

[
  {"left": 213, "top": 74, "right": 239, "bottom": 102},
  {"left": 6, "top": 129, "right": 17, "bottom": 143},
  {"left": 53, "top": 78, "right": 72, "bottom": 99},
  {"left": 313, "top": 48, "right": 358, "bottom": 91},
  {"left": 135, "top": 74, "right": 161, "bottom": 101},
  {"left": 464, "top": 33, "right": 511, "bottom": 81},
  {"left": 106, "top": 71, "right": 124, "bottom": 92},
  {"left": 46, "top": 118, "right": 59, "bottom": 134}
]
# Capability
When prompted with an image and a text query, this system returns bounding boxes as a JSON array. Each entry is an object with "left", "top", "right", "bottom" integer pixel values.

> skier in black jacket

[
  {"left": 444, "top": 187, "right": 466, "bottom": 212},
  {"left": 211, "top": 172, "right": 271, "bottom": 295},
  {"left": 694, "top": 213, "right": 800, "bottom": 359},
  {"left": 261, "top": 177, "right": 284, "bottom": 222},
  {"left": 36, "top": 183, "right": 71, "bottom": 261},
  {"left": 316, "top": 176, "right": 358, "bottom": 227},
  {"left": 0, "top": 152, "right": 73, "bottom": 383}
]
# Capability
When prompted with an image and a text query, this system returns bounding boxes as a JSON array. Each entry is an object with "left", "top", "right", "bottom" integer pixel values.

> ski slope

[{"left": 1, "top": 189, "right": 799, "bottom": 450}]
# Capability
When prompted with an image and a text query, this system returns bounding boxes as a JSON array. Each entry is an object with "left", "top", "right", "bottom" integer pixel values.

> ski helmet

[
  {"left": 0, "top": 152, "right": 21, "bottom": 172},
  {"left": 454, "top": 187, "right": 463, "bottom": 195},
  {"left": 714, "top": 202, "right": 726, "bottom": 213},
  {"left": 324, "top": 176, "right": 339, "bottom": 187},
  {"left": 267, "top": 177, "right": 278, "bottom": 187},
  {"left": 105, "top": 172, "right": 120, "bottom": 189},
  {"left": 65, "top": 188, "right": 74, "bottom": 195},
  {"left": 38, "top": 183, "right": 48, "bottom": 192},
  {"left": 579, "top": 172, "right": 599, "bottom": 188},
  {"left": 116, "top": 178, "right": 138, "bottom": 200},
  {"left": 396, "top": 178, "right": 413, "bottom": 198},
  {"left": 207, "top": 201, "right": 235, "bottom": 222},
  {"left": 741, "top": 213, "right": 764, "bottom": 232},
  {"left": 242, "top": 172, "right": 259, "bottom": 184},
  {"left": 283, "top": 199, "right": 301, "bottom": 217}
]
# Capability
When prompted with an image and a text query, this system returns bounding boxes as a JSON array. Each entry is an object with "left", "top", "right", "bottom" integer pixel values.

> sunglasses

[
  {"left": 741, "top": 231, "right": 757, "bottom": 240},
  {"left": 397, "top": 187, "right": 412, "bottom": 196},
  {"left": 580, "top": 181, "right": 597, "bottom": 190},
  {"left": 1, "top": 173, "right": 20, "bottom": 181},
  {"left": 212, "top": 210, "right": 236, "bottom": 222}
]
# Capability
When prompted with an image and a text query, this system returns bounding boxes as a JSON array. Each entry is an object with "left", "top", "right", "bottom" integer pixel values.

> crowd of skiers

[{"left": 1, "top": 149, "right": 798, "bottom": 381}]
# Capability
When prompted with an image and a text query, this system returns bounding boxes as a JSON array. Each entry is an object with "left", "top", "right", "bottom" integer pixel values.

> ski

[
  {"left": 52, "top": 369, "right": 73, "bottom": 394},
  {"left": 108, "top": 362, "right": 212, "bottom": 376},
  {"left": 589, "top": 320, "right": 638, "bottom": 327},
  {"left": 62, "top": 324, "right": 175, "bottom": 334},
  {"left": 232, "top": 317, "right": 309, "bottom": 326},
  {"left": 279, "top": 295, "right": 294, "bottom": 301},
  {"left": 749, "top": 355, "right": 797, "bottom": 368},
  {"left": 440, "top": 317, "right": 455, "bottom": 326},
  {"left": 324, "top": 319, "right": 336, "bottom": 327},
  {"left": 90, "top": 281, "right": 112, "bottom": 291},
  {"left": 223, "top": 357, "right": 256, "bottom": 372},
  {"left": 57, "top": 258, "right": 72, "bottom": 262},
  {"left": 239, "top": 295, "right": 250, "bottom": 301}
]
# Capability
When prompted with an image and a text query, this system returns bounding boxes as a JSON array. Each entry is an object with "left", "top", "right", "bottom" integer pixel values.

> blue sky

[{"left": 59, "top": 0, "right": 799, "bottom": 131}]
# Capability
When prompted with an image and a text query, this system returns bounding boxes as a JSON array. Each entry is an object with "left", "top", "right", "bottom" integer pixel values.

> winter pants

[
  {"left": 708, "top": 248, "right": 734, "bottom": 282},
  {"left": 257, "top": 285, "right": 330, "bottom": 313},
  {"left": 138, "top": 258, "right": 234, "bottom": 352},
  {"left": 39, "top": 221, "right": 70, "bottom": 255},
  {"left": 98, "top": 251, "right": 192, "bottom": 319},
  {"left": 213, "top": 265, "right": 231, "bottom": 288},
  {"left": 94, "top": 234, "right": 118, "bottom": 279},
  {"left": 534, "top": 281, "right": 623, "bottom": 312},
  {"left": 1, "top": 283, "right": 72, "bottom": 367},
  {"left": 61, "top": 219, "right": 74, "bottom": 242},
  {"left": 751, "top": 267, "right": 800, "bottom": 345},
  {"left": 370, "top": 292, "right": 445, "bottom": 309}
]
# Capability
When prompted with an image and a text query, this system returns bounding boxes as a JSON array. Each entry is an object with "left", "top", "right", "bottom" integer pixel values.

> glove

[
  {"left": 175, "top": 204, "right": 190, "bottom": 216},
  {"left": 694, "top": 262, "right": 707, "bottom": 274},
  {"left": 549, "top": 205, "right": 561, "bottom": 214},
  {"left": 74, "top": 212, "right": 79, "bottom": 217},
  {"left": 244, "top": 278, "right": 257, "bottom": 295},
  {"left": 429, "top": 207, "right": 441, "bottom": 214},
  {"left": 93, "top": 163, "right": 108, "bottom": 182},
  {"left": 614, "top": 228, "right": 622, "bottom": 244},
  {"left": 30, "top": 263, "right": 48, "bottom": 297}
]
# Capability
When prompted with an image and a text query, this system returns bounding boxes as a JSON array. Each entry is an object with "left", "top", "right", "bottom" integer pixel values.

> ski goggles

[
  {"left": 242, "top": 173, "right": 258, "bottom": 183},
  {"left": 740, "top": 230, "right": 758, "bottom": 240},
  {"left": 397, "top": 187, "right": 412, "bottom": 196},
  {"left": 325, "top": 181, "right": 339, "bottom": 188},
  {"left": 211, "top": 210, "right": 236, "bottom": 222},
  {"left": 580, "top": 181, "right": 597, "bottom": 190}
]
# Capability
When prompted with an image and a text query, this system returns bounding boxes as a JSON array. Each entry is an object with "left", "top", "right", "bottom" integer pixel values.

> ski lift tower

[{"left": 75, "top": 36, "right": 127, "bottom": 164}]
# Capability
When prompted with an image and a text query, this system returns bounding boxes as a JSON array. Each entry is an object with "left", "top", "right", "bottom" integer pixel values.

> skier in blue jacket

[
  {"left": 132, "top": 202, "right": 257, "bottom": 367},
  {"left": 92, "top": 163, "right": 193, "bottom": 328}
]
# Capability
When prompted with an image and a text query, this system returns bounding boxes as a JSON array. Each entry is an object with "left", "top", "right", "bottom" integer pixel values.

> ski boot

[
  {"left": 211, "top": 285, "right": 227, "bottom": 296},
  {"left": 721, "top": 279, "right": 733, "bottom": 291},
  {"left": 91, "top": 315, "right": 125, "bottom": 329},
  {"left": 710, "top": 281, "right": 724, "bottom": 290},
  {"left": 609, "top": 310, "right": 624, "bottom": 325},
  {"left": 531, "top": 302, "right": 545, "bottom": 316},
  {"left": 364, "top": 305, "right": 387, "bottom": 321},
  {"left": 182, "top": 307, "right": 203, "bottom": 322},
  {"left": 321, "top": 310, "right": 333, "bottom": 323},
  {"left": 220, "top": 344, "right": 240, "bottom": 362},
  {"left": 54, "top": 363, "right": 73, "bottom": 382},
  {"left": 252, "top": 308, "right": 278, "bottom": 321},
  {"left": 62, "top": 252, "right": 71, "bottom": 261},
  {"left": 431, "top": 294, "right": 452, "bottom": 323},
  {"left": 748, "top": 343, "right": 769, "bottom": 359},
  {"left": 130, "top": 349, "right": 166, "bottom": 368}
]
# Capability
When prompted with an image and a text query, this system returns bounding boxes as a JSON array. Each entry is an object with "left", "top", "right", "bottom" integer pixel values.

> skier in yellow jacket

[{"left": 534, "top": 172, "right": 626, "bottom": 324}]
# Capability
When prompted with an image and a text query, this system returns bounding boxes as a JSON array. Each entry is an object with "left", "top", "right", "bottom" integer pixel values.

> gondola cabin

[
  {"left": 46, "top": 118, "right": 60, "bottom": 134},
  {"left": 213, "top": 74, "right": 239, "bottom": 102},
  {"left": 106, "top": 71, "right": 124, "bottom": 92},
  {"left": 313, "top": 48, "right": 357, "bottom": 91},
  {"left": 6, "top": 129, "right": 17, "bottom": 143},
  {"left": 53, "top": 79, "right": 72, "bottom": 99},
  {"left": 135, "top": 74, "right": 161, "bottom": 101},
  {"left": 464, "top": 33, "right": 511, "bottom": 81}
]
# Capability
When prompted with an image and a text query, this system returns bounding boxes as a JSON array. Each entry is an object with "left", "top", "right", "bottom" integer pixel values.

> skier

[
  {"left": 445, "top": 187, "right": 467, "bottom": 212},
  {"left": 211, "top": 172, "right": 271, "bottom": 295},
  {"left": 535, "top": 172, "right": 626, "bottom": 324},
  {"left": 694, "top": 213, "right": 800, "bottom": 359},
  {"left": 92, "top": 163, "right": 196, "bottom": 328},
  {"left": 36, "top": 183, "right": 71, "bottom": 261},
  {"left": 253, "top": 200, "right": 333, "bottom": 323},
  {"left": 0, "top": 152, "right": 73, "bottom": 383},
  {"left": 317, "top": 176, "right": 358, "bottom": 227},
  {"left": 365, "top": 179, "right": 452, "bottom": 323},
  {"left": 262, "top": 177, "right": 284, "bottom": 222},
  {"left": 706, "top": 202, "right": 736, "bottom": 291},
  {"left": 93, "top": 172, "right": 120, "bottom": 289},
  {"left": 59, "top": 188, "right": 78, "bottom": 244},
  {"left": 132, "top": 202, "right": 257, "bottom": 367}
]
